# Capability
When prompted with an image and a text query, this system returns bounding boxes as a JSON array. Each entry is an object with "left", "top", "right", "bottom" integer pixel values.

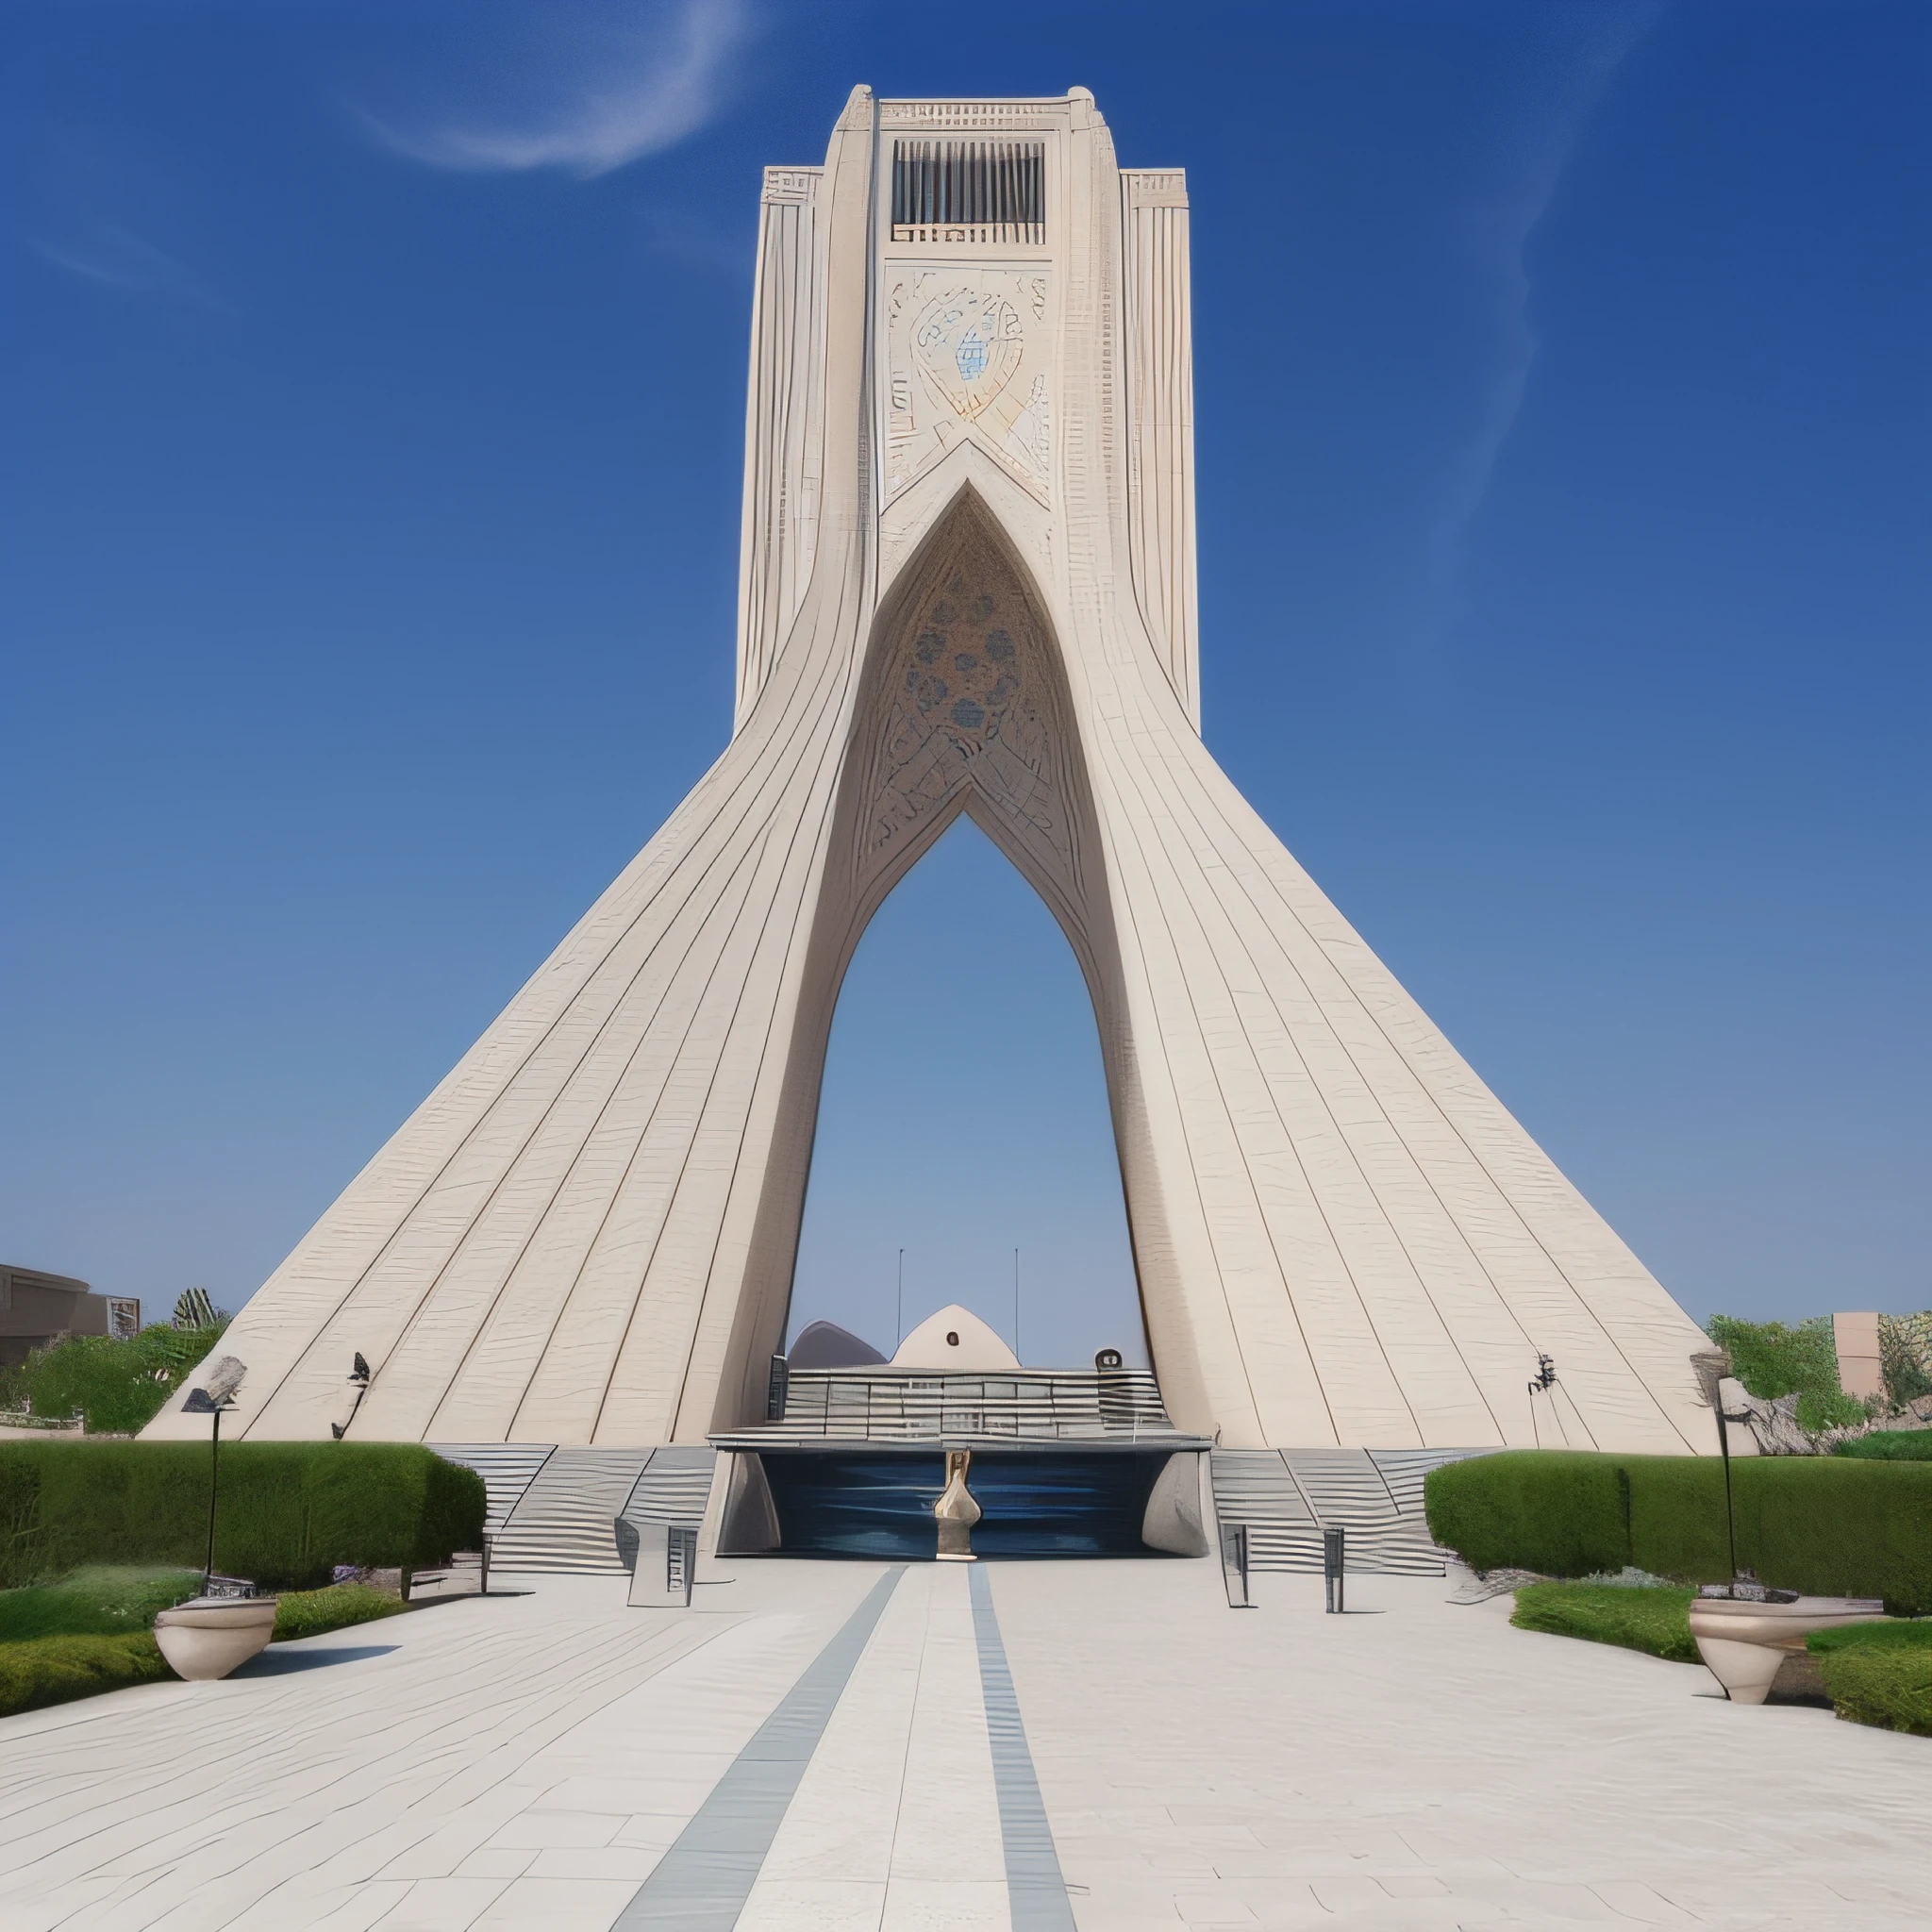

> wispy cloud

[
  {"left": 1419, "top": 3, "right": 1661, "bottom": 641},
  {"left": 351, "top": 0, "right": 750, "bottom": 179},
  {"left": 18, "top": 125, "right": 223, "bottom": 308},
  {"left": 35, "top": 224, "right": 213, "bottom": 303}
]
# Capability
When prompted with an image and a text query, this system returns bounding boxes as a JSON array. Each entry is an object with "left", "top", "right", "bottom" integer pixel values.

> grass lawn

[
  {"left": 0, "top": 1567, "right": 201, "bottom": 1642},
  {"left": 0, "top": 1633, "right": 173, "bottom": 1716},
  {"left": 1807, "top": 1620, "right": 1932, "bottom": 1736},
  {"left": 1511, "top": 1579, "right": 1932, "bottom": 1739},
  {"left": 0, "top": 1570, "right": 414, "bottom": 1719},
  {"left": 1510, "top": 1582, "right": 1700, "bottom": 1664},
  {"left": 272, "top": 1582, "right": 408, "bottom": 1644},
  {"left": 1834, "top": 1430, "right": 1932, "bottom": 1462}
]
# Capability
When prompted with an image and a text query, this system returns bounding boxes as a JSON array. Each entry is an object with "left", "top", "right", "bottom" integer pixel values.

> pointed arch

[
  {"left": 837, "top": 486, "right": 1116, "bottom": 1022},
  {"left": 707, "top": 487, "right": 1163, "bottom": 1432}
]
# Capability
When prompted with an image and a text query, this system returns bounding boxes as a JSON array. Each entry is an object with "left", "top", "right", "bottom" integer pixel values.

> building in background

[{"left": 0, "top": 1265, "right": 139, "bottom": 1368}]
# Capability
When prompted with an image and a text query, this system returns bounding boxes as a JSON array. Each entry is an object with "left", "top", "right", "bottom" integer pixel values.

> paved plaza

[{"left": 3, "top": 1557, "right": 1927, "bottom": 1930}]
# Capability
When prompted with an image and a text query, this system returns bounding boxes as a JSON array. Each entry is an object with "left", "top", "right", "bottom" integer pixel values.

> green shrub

[
  {"left": 2, "top": 1453, "right": 41, "bottom": 1584},
  {"left": 1420, "top": 1451, "right": 1631, "bottom": 1577},
  {"left": 0, "top": 1442, "right": 485, "bottom": 1591},
  {"left": 0, "top": 1633, "right": 172, "bottom": 1718},
  {"left": 0, "top": 1566, "right": 201, "bottom": 1641},
  {"left": 271, "top": 1582, "right": 408, "bottom": 1644},
  {"left": 1835, "top": 1430, "right": 1932, "bottom": 1462},
  {"left": 1803, "top": 1392, "right": 1872, "bottom": 1432},
  {"left": 1878, "top": 1320, "right": 1932, "bottom": 1412},
  {"left": 1510, "top": 1582, "right": 1699, "bottom": 1664},
  {"left": 1707, "top": 1313, "right": 1867, "bottom": 1432},
  {"left": 0, "top": 1322, "right": 230, "bottom": 1436},
  {"left": 1425, "top": 1451, "right": 1932, "bottom": 1614}
]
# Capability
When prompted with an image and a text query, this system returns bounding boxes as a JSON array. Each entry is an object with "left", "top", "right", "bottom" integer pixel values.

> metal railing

[
  {"left": 666, "top": 1525, "right": 697, "bottom": 1607},
  {"left": 756, "top": 1366, "right": 1180, "bottom": 1444}
]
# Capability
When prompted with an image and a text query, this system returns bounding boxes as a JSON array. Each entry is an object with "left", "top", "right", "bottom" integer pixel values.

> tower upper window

[{"left": 891, "top": 141, "right": 1044, "bottom": 244}]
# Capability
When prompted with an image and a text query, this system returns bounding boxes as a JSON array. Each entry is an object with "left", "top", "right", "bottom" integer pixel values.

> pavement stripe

[
  {"left": 968, "top": 1564, "right": 1077, "bottom": 1931},
  {"left": 612, "top": 1565, "right": 906, "bottom": 1929}
]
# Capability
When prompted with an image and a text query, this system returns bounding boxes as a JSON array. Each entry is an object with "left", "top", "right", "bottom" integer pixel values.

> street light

[
  {"left": 330, "top": 1352, "right": 372, "bottom": 1439},
  {"left": 180, "top": 1355, "right": 246, "bottom": 1593},
  {"left": 1712, "top": 1388, "right": 1755, "bottom": 1590},
  {"left": 1693, "top": 1346, "right": 1760, "bottom": 1595}
]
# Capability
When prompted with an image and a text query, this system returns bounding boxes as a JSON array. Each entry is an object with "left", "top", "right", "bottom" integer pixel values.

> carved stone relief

[
  {"left": 886, "top": 268, "right": 1053, "bottom": 507},
  {"left": 852, "top": 517, "right": 1078, "bottom": 908}
]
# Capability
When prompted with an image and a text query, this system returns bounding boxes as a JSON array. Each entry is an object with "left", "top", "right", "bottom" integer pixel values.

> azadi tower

[{"left": 150, "top": 88, "right": 1717, "bottom": 1457}]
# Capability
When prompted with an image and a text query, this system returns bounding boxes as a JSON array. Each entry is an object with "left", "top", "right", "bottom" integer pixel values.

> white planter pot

[
  {"left": 153, "top": 1598, "right": 279, "bottom": 1681},
  {"left": 1688, "top": 1595, "right": 1884, "bottom": 1705}
]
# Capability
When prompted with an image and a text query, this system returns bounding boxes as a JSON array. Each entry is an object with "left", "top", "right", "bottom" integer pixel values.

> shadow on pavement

[{"left": 235, "top": 1644, "right": 400, "bottom": 1675}]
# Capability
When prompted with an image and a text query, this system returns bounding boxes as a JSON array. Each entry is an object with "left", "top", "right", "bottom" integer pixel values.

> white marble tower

[{"left": 147, "top": 89, "right": 1718, "bottom": 1454}]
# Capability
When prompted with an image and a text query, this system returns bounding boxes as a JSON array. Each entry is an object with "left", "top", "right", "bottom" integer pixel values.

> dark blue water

[{"left": 758, "top": 1450, "right": 1174, "bottom": 1557}]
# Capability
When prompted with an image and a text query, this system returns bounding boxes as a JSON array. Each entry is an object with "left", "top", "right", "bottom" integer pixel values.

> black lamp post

[
  {"left": 1713, "top": 1392, "right": 1756, "bottom": 1589},
  {"left": 180, "top": 1356, "right": 246, "bottom": 1593}
]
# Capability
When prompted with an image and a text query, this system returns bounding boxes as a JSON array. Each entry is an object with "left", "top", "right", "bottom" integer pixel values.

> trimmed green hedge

[
  {"left": 1417, "top": 1448, "right": 1633, "bottom": 1579},
  {"left": 0, "top": 1442, "right": 485, "bottom": 1591},
  {"left": 1425, "top": 1451, "right": 1932, "bottom": 1615},
  {"left": 1836, "top": 1431, "right": 1932, "bottom": 1462},
  {"left": 0, "top": 1633, "right": 173, "bottom": 1717}
]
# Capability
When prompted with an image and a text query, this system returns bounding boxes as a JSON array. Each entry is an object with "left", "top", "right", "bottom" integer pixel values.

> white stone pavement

[{"left": 1, "top": 1557, "right": 1927, "bottom": 1930}]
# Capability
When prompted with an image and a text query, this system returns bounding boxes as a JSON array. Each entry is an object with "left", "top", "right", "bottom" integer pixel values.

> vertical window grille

[{"left": 891, "top": 141, "right": 1044, "bottom": 243}]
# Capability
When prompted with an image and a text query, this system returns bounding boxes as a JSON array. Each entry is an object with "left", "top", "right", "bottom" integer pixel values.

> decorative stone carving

[
  {"left": 853, "top": 519, "right": 1078, "bottom": 907},
  {"left": 887, "top": 269, "right": 1053, "bottom": 506}
]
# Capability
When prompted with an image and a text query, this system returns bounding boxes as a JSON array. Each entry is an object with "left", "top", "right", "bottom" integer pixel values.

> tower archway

[
  {"left": 786, "top": 814, "right": 1146, "bottom": 1368},
  {"left": 770, "top": 491, "right": 1152, "bottom": 1373},
  {"left": 715, "top": 489, "right": 1178, "bottom": 1427}
]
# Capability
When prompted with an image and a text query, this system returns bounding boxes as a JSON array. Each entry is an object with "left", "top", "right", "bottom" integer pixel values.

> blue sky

[{"left": 2, "top": 2, "right": 1925, "bottom": 1357}]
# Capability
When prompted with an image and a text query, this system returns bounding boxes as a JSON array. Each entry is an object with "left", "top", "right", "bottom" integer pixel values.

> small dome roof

[
  {"left": 890, "top": 1305, "right": 1020, "bottom": 1371},
  {"left": 786, "top": 1320, "right": 888, "bottom": 1369}
]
